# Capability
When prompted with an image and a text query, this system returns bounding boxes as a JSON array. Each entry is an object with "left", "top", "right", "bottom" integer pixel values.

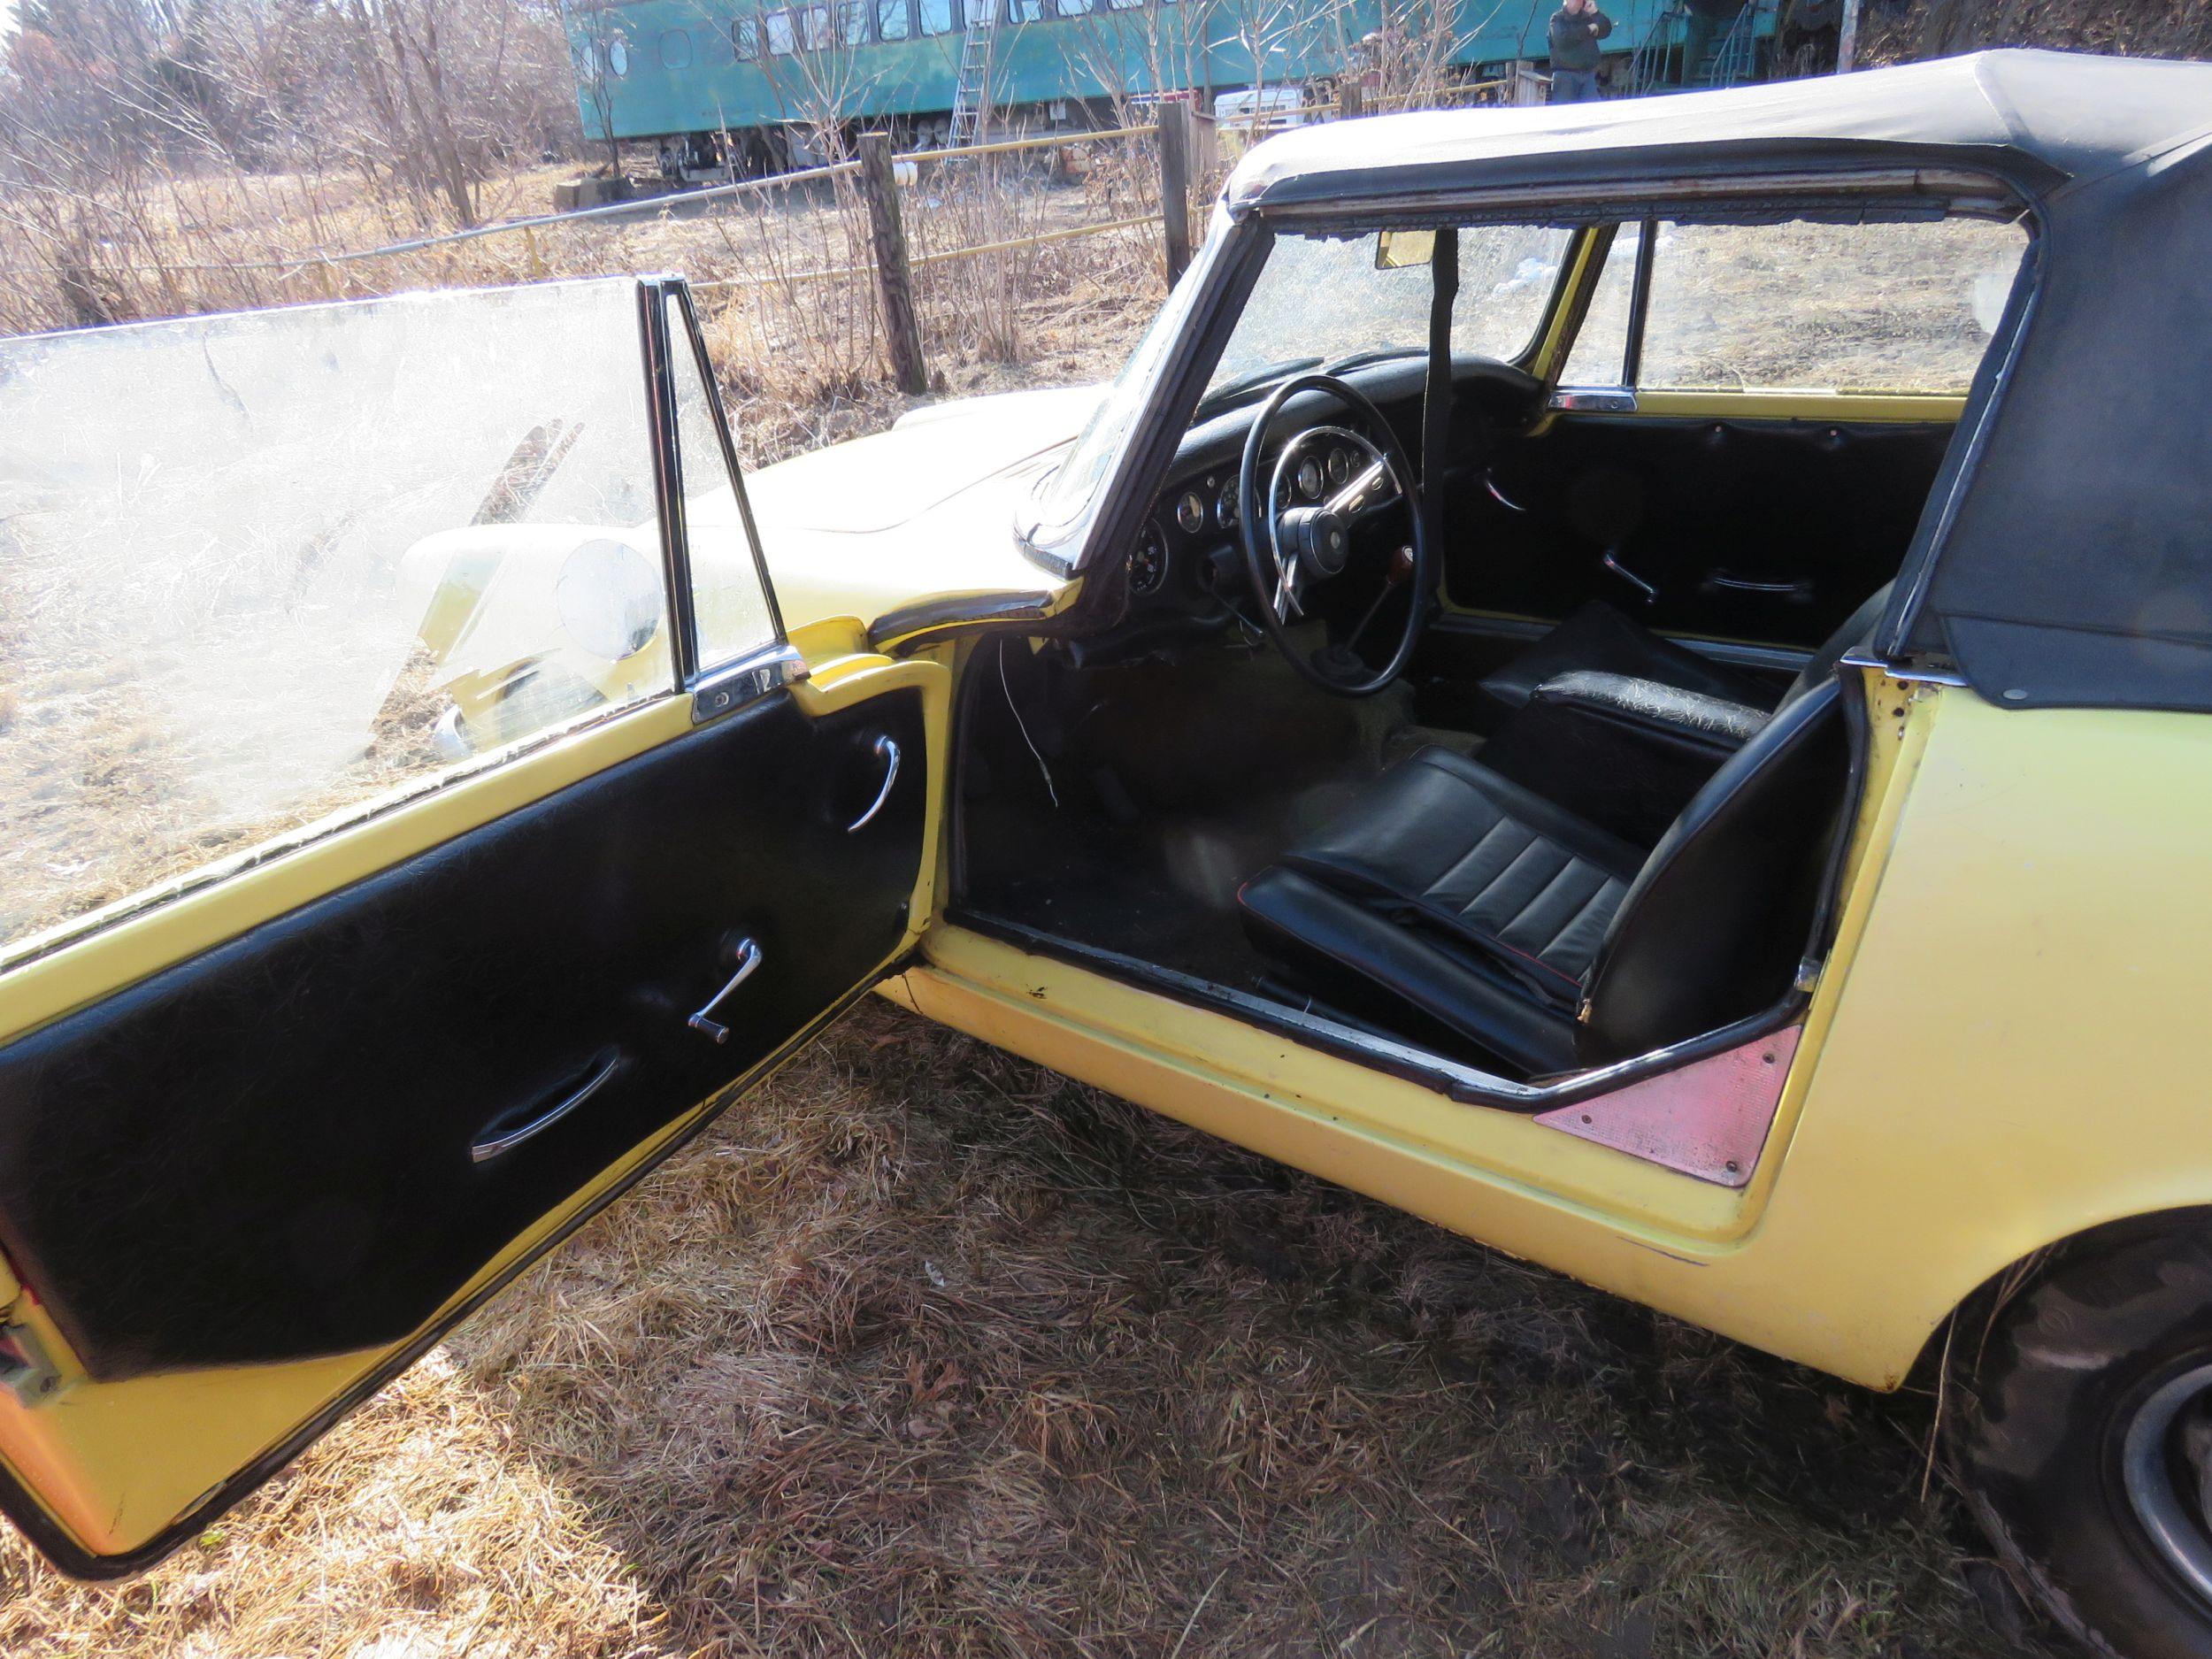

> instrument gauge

[
  {"left": 1296, "top": 457, "right": 1325, "bottom": 501},
  {"left": 1175, "top": 490, "right": 1207, "bottom": 535},
  {"left": 1326, "top": 447, "right": 1351, "bottom": 487},
  {"left": 1129, "top": 520, "right": 1169, "bottom": 595},
  {"left": 1217, "top": 480, "right": 1240, "bottom": 530}
]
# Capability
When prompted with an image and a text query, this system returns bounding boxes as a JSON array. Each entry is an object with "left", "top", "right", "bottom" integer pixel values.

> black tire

[{"left": 1959, "top": 1223, "right": 2212, "bottom": 1658}]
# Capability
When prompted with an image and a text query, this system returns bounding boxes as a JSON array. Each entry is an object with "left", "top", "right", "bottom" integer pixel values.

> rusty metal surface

[{"left": 1535, "top": 1026, "right": 1801, "bottom": 1187}]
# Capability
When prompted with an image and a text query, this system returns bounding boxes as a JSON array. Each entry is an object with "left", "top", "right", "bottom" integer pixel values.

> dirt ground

[{"left": 0, "top": 1002, "right": 2063, "bottom": 1658}]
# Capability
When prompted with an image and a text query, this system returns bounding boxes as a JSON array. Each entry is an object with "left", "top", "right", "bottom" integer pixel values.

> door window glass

[
  {"left": 1639, "top": 217, "right": 2026, "bottom": 393},
  {"left": 1560, "top": 220, "right": 1640, "bottom": 387},
  {"left": 664, "top": 297, "right": 777, "bottom": 674},
  {"left": 0, "top": 279, "right": 672, "bottom": 955}
]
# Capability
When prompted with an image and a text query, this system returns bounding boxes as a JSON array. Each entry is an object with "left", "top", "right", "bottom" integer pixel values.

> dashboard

[{"left": 1125, "top": 418, "right": 1399, "bottom": 622}]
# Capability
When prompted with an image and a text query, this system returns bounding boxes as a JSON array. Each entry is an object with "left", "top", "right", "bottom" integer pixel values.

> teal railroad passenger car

[{"left": 559, "top": 0, "right": 1779, "bottom": 177}]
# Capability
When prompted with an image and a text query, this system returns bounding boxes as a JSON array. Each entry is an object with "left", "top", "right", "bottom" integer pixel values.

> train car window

[
  {"left": 733, "top": 15, "right": 760, "bottom": 55},
  {"left": 658, "top": 28, "right": 694, "bottom": 68},
  {"left": 963, "top": 0, "right": 995, "bottom": 26},
  {"left": 835, "top": 0, "right": 871, "bottom": 43},
  {"left": 605, "top": 36, "right": 630, "bottom": 75},
  {"left": 764, "top": 9, "right": 795, "bottom": 52},
  {"left": 1010, "top": 0, "right": 1043, "bottom": 19},
  {"left": 800, "top": 4, "right": 832, "bottom": 48},
  {"left": 876, "top": 0, "right": 912, "bottom": 38},
  {"left": 918, "top": 0, "right": 952, "bottom": 30}
]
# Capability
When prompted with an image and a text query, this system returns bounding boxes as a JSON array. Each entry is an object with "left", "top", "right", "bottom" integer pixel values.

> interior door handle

[
  {"left": 846, "top": 734, "right": 901, "bottom": 833},
  {"left": 472, "top": 1048, "right": 623, "bottom": 1164},
  {"left": 1707, "top": 570, "right": 1816, "bottom": 601},
  {"left": 687, "top": 936, "right": 763, "bottom": 1043}
]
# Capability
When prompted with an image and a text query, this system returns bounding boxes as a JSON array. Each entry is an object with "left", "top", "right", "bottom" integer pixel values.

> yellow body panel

[
  {"left": 893, "top": 674, "right": 2212, "bottom": 1389},
  {"left": 0, "top": 641, "right": 948, "bottom": 1562}
]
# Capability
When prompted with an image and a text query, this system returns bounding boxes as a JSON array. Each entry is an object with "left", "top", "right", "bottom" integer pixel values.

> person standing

[{"left": 1548, "top": 0, "right": 1613, "bottom": 102}]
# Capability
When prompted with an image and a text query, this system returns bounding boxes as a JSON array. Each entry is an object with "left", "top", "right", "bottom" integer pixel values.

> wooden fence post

[
  {"left": 1158, "top": 100, "right": 1192, "bottom": 286},
  {"left": 1339, "top": 79, "right": 1364, "bottom": 121},
  {"left": 859, "top": 133, "right": 927, "bottom": 396}
]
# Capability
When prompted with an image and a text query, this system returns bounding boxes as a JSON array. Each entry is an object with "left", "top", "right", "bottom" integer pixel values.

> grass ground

[{"left": 0, "top": 1002, "right": 2057, "bottom": 1657}]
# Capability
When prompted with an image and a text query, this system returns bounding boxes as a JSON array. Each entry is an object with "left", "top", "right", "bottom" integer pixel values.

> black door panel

[
  {"left": 1448, "top": 417, "right": 1953, "bottom": 648},
  {"left": 0, "top": 687, "right": 925, "bottom": 1380}
]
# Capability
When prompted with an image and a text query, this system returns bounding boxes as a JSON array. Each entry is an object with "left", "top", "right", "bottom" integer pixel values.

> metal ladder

[
  {"left": 1698, "top": 0, "right": 1769, "bottom": 88},
  {"left": 948, "top": 0, "right": 1001, "bottom": 147}
]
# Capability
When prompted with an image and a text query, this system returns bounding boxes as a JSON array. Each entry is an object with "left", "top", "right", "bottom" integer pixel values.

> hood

[
  {"left": 743, "top": 382, "right": 1106, "bottom": 634},
  {"left": 742, "top": 383, "right": 1104, "bottom": 536}
]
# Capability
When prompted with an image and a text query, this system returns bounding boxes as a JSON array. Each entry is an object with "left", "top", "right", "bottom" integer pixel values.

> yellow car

[{"left": 1, "top": 47, "right": 2208, "bottom": 1659}]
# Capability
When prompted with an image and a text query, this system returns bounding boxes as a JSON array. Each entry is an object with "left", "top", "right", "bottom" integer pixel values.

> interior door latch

[{"left": 1601, "top": 549, "right": 1658, "bottom": 604}]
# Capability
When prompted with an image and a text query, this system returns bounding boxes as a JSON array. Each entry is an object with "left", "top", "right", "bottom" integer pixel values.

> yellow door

[{"left": 0, "top": 277, "right": 944, "bottom": 1574}]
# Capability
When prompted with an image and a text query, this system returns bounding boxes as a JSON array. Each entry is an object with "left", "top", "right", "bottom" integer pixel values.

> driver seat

[{"left": 1237, "top": 672, "right": 1847, "bottom": 1078}]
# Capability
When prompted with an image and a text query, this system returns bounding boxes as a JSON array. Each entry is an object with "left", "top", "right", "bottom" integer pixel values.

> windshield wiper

[{"left": 1191, "top": 357, "right": 1323, "bottom": 419}]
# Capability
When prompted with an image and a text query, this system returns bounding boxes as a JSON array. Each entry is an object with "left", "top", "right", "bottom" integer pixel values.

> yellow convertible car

[{"left": 1, "top": 47, "right": 2208, "bottom": 1658}]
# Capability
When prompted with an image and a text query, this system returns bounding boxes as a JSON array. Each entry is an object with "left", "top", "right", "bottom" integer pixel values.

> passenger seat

[{"left": 1475, "top": 582, "right": 1893, "bottom": 846}]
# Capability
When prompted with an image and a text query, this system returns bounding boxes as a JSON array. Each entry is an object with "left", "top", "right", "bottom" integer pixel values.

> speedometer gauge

[
  {"left": 1175, "top": 490, "right": 1207, "bottom": 534},
  {"left": 1327, "top": 447, "right": 1351, "bottom": 486},
  {"left": 1129, "top": 520, "right": 1169, "bottom": 595}
]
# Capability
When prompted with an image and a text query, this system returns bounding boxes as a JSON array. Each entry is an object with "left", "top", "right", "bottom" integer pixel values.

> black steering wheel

[{"left": 1236, "top": 373, "right": 1430, "bottom": 697}]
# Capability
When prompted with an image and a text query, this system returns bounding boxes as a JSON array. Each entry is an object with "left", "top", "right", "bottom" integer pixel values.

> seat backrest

[
  {"left": 1578, "top": 674, "right": 1848, "bottom": 1066},
  {"left": 1779, "top": 580, "right": 1893, "bottom": 707}
]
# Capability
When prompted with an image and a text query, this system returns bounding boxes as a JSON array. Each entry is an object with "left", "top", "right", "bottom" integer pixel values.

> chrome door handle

[
  {"left": 1601, "top": 549, "right": 1657, "bottom": 603},
  {"left": 472, "top": 1048, "right": 623, "bottom": 1164},
  {"left": 846, "top": 734, "right": 901, "bottom": 833},
  {"left": 687, "top": 937, "right": 763, "bottom": 1043}
]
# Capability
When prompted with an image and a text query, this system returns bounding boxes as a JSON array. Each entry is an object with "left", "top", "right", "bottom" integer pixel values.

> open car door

[{"left": 0, "top": 277, "right": 939, "bottom": 1575}]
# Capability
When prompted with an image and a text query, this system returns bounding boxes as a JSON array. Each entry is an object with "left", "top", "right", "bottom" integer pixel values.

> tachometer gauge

[
  {"left": 1327, "top": 446, "right": 1351, "bottom": 487},
  {"left": 1217, "top": 480, "right": 1240, "bottom": 529},
  {"left": 1129, "top": 520, "right": 1169, "bottom": 595},
  {"left": 1175, "top": 490, "right": 1207, "bottom": 535},
  {"left": 1297, "top": 457, "right": 1325, "bottom": 501}
]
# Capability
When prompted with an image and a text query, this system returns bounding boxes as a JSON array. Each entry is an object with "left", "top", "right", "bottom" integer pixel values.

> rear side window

[{"left": 1565, "top": 215, "right": 2027, "bottom": 395}]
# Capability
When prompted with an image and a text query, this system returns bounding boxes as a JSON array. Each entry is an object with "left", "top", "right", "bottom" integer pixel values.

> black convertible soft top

[{"left": 1227, "top": 51, "right": 2212, "bottom": 711}]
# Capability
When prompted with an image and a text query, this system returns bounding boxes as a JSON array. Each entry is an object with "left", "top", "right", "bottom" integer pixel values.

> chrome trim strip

[
  {"left": 689, "top": 641, "right": 808, "bottom": 726},
  {"left": 1550, "top": 387, "right": 1638, "bottom": 414},
  {"left": 1837, "top": 649, "right": 1968, "bottom": 687}
]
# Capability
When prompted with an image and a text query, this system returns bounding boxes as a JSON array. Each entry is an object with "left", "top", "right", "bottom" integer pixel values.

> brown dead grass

[{"left": 0, "top": 1003, "right": 2057, "bottom": 1657}]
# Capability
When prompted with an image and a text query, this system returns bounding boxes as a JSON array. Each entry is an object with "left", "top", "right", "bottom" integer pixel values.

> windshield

[
  {"left": 1205, "top": 226, "right": 1571, "bottom": 397},
  {"left": 1018, "top": 219, "right": 1571, "bottom": 566}
]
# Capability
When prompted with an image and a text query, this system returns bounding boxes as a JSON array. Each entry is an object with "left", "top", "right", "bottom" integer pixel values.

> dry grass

[{"left": 0, "top": 1002, "right": 2055, "bottom": 1657}]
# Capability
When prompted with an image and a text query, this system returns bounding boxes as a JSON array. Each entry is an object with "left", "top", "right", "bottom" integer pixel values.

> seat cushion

[
  {"left": 1248, "top": 752, "right": 1646, "bottom": 1079},
  {"left": 1478, "top": 600, "right": 1773, "bottom": 721},
  {"left": 1239, "top": 866, "right": 1581, "bottom": 1076}
]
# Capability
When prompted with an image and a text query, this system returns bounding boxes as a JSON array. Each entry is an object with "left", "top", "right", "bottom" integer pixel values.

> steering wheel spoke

[
  {"left": 1326, "top": 456, "right": 1396, "bottom": 518},
  {"left": 1235, "top": 374, "right": 1431, "bottom": 699}
]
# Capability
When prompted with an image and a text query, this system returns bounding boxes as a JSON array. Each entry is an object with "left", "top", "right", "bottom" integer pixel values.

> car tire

[{"left": 1958, "top": 1222, "right": 2212, "bottom": 1659}]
